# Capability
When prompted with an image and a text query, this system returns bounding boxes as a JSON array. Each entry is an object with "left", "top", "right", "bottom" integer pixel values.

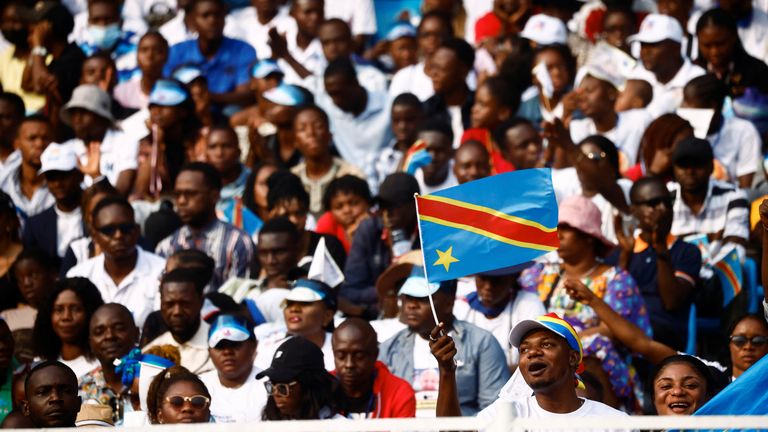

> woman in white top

[{"left": 32, "top": 277, "right": 104, "bottom": 380}]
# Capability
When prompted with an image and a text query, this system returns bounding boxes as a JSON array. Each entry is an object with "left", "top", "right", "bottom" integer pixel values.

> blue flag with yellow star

[{"left": 416, "top": 169, "right": 559, "bottom": 283}]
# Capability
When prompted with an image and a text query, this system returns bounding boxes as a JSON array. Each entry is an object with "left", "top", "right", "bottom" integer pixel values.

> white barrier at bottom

[{"left": 15, "top": 415, "right": 768, "bottom": 432}]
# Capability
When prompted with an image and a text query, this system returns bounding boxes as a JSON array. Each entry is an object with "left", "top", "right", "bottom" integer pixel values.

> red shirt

[
  {"left": 333, "top": 361, "right": 416, "bottom": 418},
  {"left": 461, "top": 128, "right": 515, "bottom": 174},
  {"left": 474, "top": 12, "right": 502, "bottom": 44},
  {"left": 315, "top": 211, "right": 351, "bottom": 252}
]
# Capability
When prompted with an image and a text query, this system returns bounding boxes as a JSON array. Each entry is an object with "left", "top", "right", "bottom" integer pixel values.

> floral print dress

[{"left": 519, "top": 262, "right": 652, "bottom": 411}]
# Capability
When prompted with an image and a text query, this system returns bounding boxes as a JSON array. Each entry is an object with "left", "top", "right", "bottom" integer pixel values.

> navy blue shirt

[
  {"left": 606, "top": 237, "right": 701, "bottom": 351},
  {"left": 164, "top": 37, "right": 256, "bottom": 94}
]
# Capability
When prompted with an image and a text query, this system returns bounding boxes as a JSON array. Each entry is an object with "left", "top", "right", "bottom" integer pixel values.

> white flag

[
  {"left": 307, "top": 237, "right": 345, "bottom": 288},
  {"left": 533, "top": 61, "right": 554, "bottom": 100}
]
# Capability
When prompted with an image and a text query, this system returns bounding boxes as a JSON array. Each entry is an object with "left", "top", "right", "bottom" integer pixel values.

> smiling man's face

[{"left": 518, "top": 329, "right": 578, "bottom": 392}]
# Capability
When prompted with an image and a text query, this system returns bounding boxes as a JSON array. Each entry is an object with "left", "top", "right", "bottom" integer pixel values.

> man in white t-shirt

[
  {"left": 200, "top": 314, "right": 268, "bottom": 423},
  {"left": 430, "top": 313, "right": 626, "bottom": 423},
  {"left": 628, "top": 14, "right": 705, "bottom": 117}
]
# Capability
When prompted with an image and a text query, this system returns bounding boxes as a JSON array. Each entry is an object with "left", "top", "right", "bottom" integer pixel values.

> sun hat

[
  {"left": 60, "top": 84, "right": 114, "bottom": 126},
  {"left": 262, "top": 83, "right": 307, "bottom": 107},
  {"left": 557, "top": 195, "right": 615, "bottom": 248}
]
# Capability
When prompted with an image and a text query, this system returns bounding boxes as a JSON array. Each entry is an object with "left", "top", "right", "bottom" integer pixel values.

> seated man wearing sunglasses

[
  {"left": 67, "top": 196, "right": 165, "bottom": 328},
  {"left": 606, "top": 176, "right": 702, "bottom": 352}
]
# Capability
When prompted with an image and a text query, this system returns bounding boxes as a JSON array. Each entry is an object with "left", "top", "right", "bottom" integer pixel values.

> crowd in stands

[{"left": 0, "top": 0, "right": 768, "bottom": 428}]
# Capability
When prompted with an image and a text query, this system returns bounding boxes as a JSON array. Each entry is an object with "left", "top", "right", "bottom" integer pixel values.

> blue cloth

[
  {"left": 163, "top": 37, "right": 256, "bottom": 95},
  {"left": 379, "top": 320, "right": 510, "bottom": 416},
  {"left": 695, "top": 353, "right": 768, "bottom": 416},
  {"left": 78, "top": 31, "right": 139, "bottom": 83},
  {"left": 416, "top": 169, "right": 559, "bottom": 283},
  {"left": 606, "top": 239, "right": 701, "bottom": 351},
  {"left": 340, "top": 217, "right": 393, "bottom": 309}
]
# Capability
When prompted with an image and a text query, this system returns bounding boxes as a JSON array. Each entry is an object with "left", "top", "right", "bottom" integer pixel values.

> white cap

[
  {"left": 39, "top": 143, "right": 79, "bottom": 174},
  {"left": 628, "top": 14, "right": 683, "bottom": 44},
  {"left": 520, "top": 14, "right": 568, "bottom": 46},
  {"left": 575, "top": 63, "right": 624, "bottom": 90}
]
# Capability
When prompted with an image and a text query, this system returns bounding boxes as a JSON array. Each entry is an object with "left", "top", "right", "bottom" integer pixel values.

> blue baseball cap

[
  {"left": 386, "top": 21, "right": 417, "bottom": 42},
  {"left": 208, "top": 314, "right": 254, "bottom": 348},
  {"left": 283, "top": 278, "right": 337, "bottom": 310},
  {"left": 397, "top": 266, "right": 440, "bottom": 297},
  {"left": 262, "top": 83, "right": 307, "bottom": 107},
  {"left": 149, "top": 79, "right": 189, "bottom": 107},
  {"left": 172, "top": 65, "right": 205, "bottom": 85},
  {"left": 251, "top": 59, "right": 283, "bottom": 79}
]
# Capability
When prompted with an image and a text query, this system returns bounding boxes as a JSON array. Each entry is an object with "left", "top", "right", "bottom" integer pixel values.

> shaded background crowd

[{"left": 0, "top": 0, "right": 767, "bottom": 427}]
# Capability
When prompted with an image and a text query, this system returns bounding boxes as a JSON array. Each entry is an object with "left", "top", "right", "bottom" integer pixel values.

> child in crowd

[
  {"left": 315, "top": 175, "right": 373, "bottom": 253},
  {"left": 614, "top": 79, "right": 653, "bottom": 113},
  {"left": 113, "top": 32, "right": 169, "bottom": 111},
  {"left": 372, "top": 93, "right": 423, "bottom": 189},
  {"left": 492, "top": 117, "right": 543, "bottom": 170}
]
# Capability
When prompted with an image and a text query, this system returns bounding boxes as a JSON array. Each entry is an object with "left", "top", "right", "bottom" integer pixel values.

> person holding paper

[{"left": 518, "top": 44, "right": 577, "bottom": 126}]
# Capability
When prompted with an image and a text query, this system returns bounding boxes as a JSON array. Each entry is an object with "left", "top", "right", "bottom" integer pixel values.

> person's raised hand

[
  {"left": 267, "top": 27, "right": 288, "bottom": 59},
  {"left": 541, "top": 117, "right": 573, "bottom": 150},
  {"left": 561, "top": 90, "right": 580, "bottom": 123},
  {"left": 77, "top": 141, "right": 101, "bottom": 178},
  {"left": 429, "top": 322, "right": 457, "bottom": 373},
  {"left": 564, "top": 278, "right": 596, "bottom": 306},
  {"left": 613, "top": 213, "right": 635, "bottom": 253}
]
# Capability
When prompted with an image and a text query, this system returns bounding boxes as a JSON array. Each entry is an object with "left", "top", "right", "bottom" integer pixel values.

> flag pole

[{"left": 413, "top": 193, "right": 441, "bottom": 326}]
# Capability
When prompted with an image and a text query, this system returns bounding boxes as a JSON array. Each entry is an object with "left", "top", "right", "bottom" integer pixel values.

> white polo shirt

[
  {"left": 279, "top": 18, "right": 325, "bottom": 85},
  {"left": 628, "top": 59, "right": 705, "bottom": 117},
  {"left": 66, "top": 247, "right": 165, "bottom": 327},
  {"left": 708, "top": 116, "right": 761, "bottom": 182},
  {"left": 0, "top": 162, "right": 54, "bottom": 220},
  {"left": 62, "top": 128, "right": 140, "bottom": 187}
]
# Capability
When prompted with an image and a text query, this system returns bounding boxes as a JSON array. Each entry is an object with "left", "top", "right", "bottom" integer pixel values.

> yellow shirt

[{"left": 0, "top": 47, "right": 49, "bottom": 114}]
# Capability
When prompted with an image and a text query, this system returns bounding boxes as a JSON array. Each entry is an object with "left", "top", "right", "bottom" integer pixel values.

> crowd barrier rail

[{"left": 15, "top": 415, "right": 768, "bottom": 432}]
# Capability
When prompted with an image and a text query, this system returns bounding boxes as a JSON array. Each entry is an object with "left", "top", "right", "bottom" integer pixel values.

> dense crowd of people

[{"left": 0, "top": 0, "right": 767, "bottom": 428}]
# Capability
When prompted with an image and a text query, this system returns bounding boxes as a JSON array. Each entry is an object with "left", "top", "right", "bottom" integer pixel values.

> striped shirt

[
  {"left": 669, "top": 179, "right": 749, "bottom": 241},
  {"left": 155, "top": 219, "right": 255, "bottom": 292}
]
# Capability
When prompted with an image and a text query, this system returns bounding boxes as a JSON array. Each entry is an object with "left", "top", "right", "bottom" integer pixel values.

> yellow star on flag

[{"left": 433, "top": 246, "right": 459, "bottom": 272}]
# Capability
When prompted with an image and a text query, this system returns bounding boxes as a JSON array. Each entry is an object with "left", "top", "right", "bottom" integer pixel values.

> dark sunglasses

[
  {"left": 730, "top": 335, "right": 768, "bottom": 348},
  {"left": 633, "top": 195, "right": 675, "bottom": 208},
  {"left": 96, "top": 223, "right": 135, "bottom": 236},
  {"left": 264, "top": 381, "right": 298, "bottom": 397},
  {"left": 165, "top": 395, "right": 210, "bottom": 409}
]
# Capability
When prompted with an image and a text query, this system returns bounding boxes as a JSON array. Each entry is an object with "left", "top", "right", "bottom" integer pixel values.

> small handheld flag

[
  {"left": 415, "top": 168, "right": 559, "bottom": 284},
  {"left": 533, "top": 61, "right": 555, "bottom": 112},
  {"left": 402, "top": 139, "right": 432, "bottom": 175}
]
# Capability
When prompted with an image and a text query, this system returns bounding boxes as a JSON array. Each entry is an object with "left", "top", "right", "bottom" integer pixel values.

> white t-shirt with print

[
  {"left": 412, "top": 335, "right": 440, "bottom": 418},
  {"left": 63, "top": 129, "right": 140, "bottom": 187},
  {"left": 199, "top": 367, "right": 268, "bottom": 423},
  {"left": 478, "top": 395, "right": 627, "bottom": 431}
]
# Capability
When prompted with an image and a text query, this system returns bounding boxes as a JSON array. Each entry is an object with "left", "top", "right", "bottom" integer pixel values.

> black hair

[
  {"left": 602, "top": 4, "right": 637, "bottom": 28},
  {"left": 438, "top": 279, "right": 458, "bottom": 297},
  {"left": 438, "top": 37, "right": 475, "bottom": 69},
  {"left": 160, "top": 267, "right": 207, "bottom": 296},
  {"left": 242, "top": 162, "right": 278, "bottom": 216},
  {"left": 178, "top": 162, "right": 222, "bottom": 191},
  {"left": 0, "top": 191, "right": 20, "bottom": 243},
  {"left": 32, "top": 278, "right": 105, "bottom": 361},
  {"left": 320, "top": 17, "right": 352, "bottom": 38},
  {"left": 262, "top": 368, "right": 342, "bottom": 420},
  {"left": 625, "top": 79, "right": 653, "bottom": 106},
  {"left": 578, "top": 135, "right": 621, "bottom": 178},
  {"left": 11, "top": 248, "right": 57, "bottom": 293},
  {"left": 147, "top": 366, "right": 210, "bottom": 424},
  {"left": 91, "top": 195, "right": 135, "bottom": 224},
  {"left": 323, "top": 57, "right": 358, "bottom": 84},
  {"left": 696, "top": 7, "right": 741, "bottom": 49},
  {"left": 322, "top": 175, "right": 372, "bottom": 212},
  {"left": 139, "top": 30, "right": 169, "bottom": 50},
  {"left": 392, "top": 92, "right": 422, "bottom": 111},
  {"left": 17, "top": 114, "right": 50, "bottom": 138},
  {"left": 24, "top": 360, "right": 77, "bottom": 396},
  {"left": 491, "top": 117, "right": 535, "bottom": 150},
  {"left": 259, "top": 216, "right": 300, "bottom": 242},
  {"left": 42, "top": 3, "right": 75, "bottom": 41},
  {"left": 534, "top": 44, "right": 577, "bottom": 88},
  {"left": 726, "top": 313, "right": 768, "bottom": 336},
  {"left": 167, "top": 248, "right": 215, "bottom": 288},
  {"left": 294, "top": 105, "right": 329, "bottom": 127},
  {"left": 497, "top": 34, "right": 535, "bottom": 95},
  {"left": 0, "top": 92, "right": 25, "bottom": 118},
  {"left": 479, "top": 76, "right": 521, "bottom": 114},
  {"left": 629, "top": 175, "right": 666, "bottom": 204},
  {"left": 683, "top": 73, "right": 727, "bottom": 111},
  {"left": 417, "top": 117, "right": 454, "bottom": 145},
  {"left": 418, "top": 10, "right": 454, "bottom": 36},
  {"left": 267, "top": 172, "right": 310, "bottom": 211},
  {"left": 186, "top": 0, "right": 227, "bottom": 14},
  {"left": 652, "top": 355, "right": 716, "bottom": 403},
  {"left": 207, "top": 122, "right": 239, "bottom": 143}
]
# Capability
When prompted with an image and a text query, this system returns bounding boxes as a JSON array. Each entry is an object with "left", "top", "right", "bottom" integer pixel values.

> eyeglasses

[
  {"left": 633, "top": 195, "right": 675, "bottom": 208},
  {"left": 577, "top": 151, "right": 607, "bottom": 163},
  {"left": 96, "top": 223, "right": 135, "bottom": 236},
  {"left": 164, "top": 395, "right": 210, "bottom": 409},
  {"left": 729, "top": 335, "right": 768, "bottom": 348},
  {"left": 264, "top": 381, "right": 298, "bottom": 397}
]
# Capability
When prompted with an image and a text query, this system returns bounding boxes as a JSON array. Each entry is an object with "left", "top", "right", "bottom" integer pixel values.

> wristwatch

[{"left": 31, "top": 46, "right": 48, "bottom": 57}]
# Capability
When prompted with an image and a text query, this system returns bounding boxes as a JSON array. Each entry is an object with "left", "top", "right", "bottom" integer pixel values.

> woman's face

[
  {"left": 697, "top": 25, "right": 736, "bottom": 70},
  {"left": 254, "top": 165, "right": 277, "bottom": 210},
  {"left": 653, "top": 362, "right": 708, "bottom": 416},
  {"left": 534, "top": 49, "right": 570, "bottom": 94},
  {"left": 157, "top": 381, "right": 210, "bottom": 424},
  {"left": 729, "top": 316, "right": 768, "bottom": 377},
  {"left": 51, "top": 289, "right": 87, "bottom": 344},
  {"left": 13, "top": 258, "right": 53, "bottom": 308},
  {"left": 271, "top": 381, "right": 303, "bottom": 417},
  {"left": 284, "top": 300, "right": 332, "bottom": 336},
  {"left": 329, "top": 192, "right": 368, "bottom": 229},
  {"left": 556, "top": 225, "right": 595, "bottom": 263},
  {"left": 471, "top": 84, "right": 501, "bottom": 129}
]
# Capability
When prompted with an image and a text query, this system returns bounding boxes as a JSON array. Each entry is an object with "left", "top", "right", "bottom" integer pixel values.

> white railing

[{"left": 15, "top": 415, "right": 768, "bottom": 432}]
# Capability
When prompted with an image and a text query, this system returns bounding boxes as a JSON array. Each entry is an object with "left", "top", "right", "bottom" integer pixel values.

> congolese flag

[
  {"left": 402, "top": 139, "right": 432, "bottom": 175},
  {"left": 416, "top": 169, "right": 559, "bottom": 283}
]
